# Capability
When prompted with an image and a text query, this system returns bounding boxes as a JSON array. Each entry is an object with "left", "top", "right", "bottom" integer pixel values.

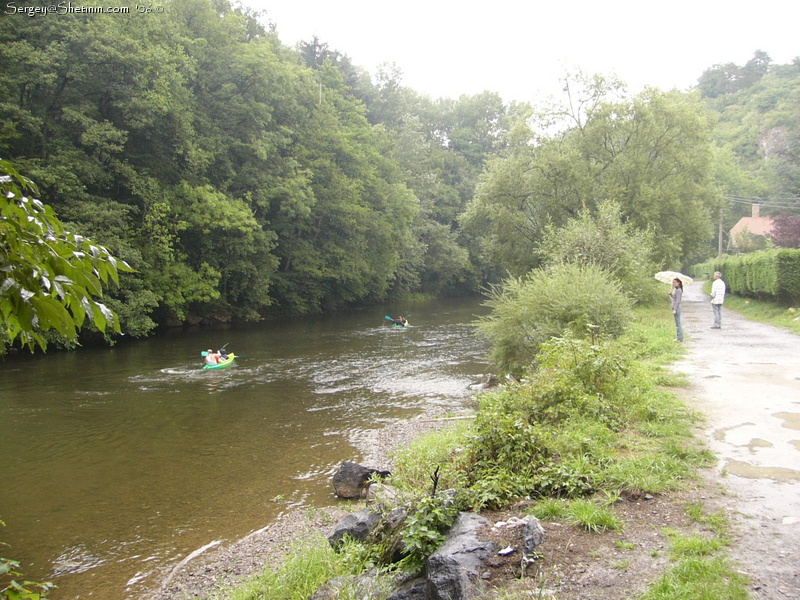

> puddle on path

[
  {"left": 713, "top": 422, "right": 755, "bottom": 441},
  {"left": 791, "top": 440, "right": 800, "bottom": 452},
  {"left": 725, "top": 459, "right": 800, "bottom": 481},
  {"left": 746, "top": 438, "right": 773, "bottom": 452},
  {"left": 774, "top": 412, "right": 800, "bottom": 431}
]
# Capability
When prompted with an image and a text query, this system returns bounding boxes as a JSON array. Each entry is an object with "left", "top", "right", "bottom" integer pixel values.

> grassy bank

[{"left": 218, "top": 306, "right": 749, "bottom": 600}]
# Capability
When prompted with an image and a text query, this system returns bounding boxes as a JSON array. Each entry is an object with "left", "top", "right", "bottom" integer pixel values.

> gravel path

[{"left": 672, "top": 281, "right": 800, "bottom": 599}]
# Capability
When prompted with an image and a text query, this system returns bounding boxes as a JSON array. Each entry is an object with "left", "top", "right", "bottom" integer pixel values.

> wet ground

[{"left": 673, "top": 281, "right": 800, "bottom": 599}]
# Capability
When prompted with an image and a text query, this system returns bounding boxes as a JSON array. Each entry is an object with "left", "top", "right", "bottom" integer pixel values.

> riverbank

[
  {"left": 142, "top": 406, "right": 474, "bottom": 600},
  {"left": 143, "top": 282, "right": 800, "bottom": 600}
]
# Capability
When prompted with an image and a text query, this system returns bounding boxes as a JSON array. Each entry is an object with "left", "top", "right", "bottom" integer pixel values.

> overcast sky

[{"left": 244, "top": 0, "right": 799, "bottom": 104}]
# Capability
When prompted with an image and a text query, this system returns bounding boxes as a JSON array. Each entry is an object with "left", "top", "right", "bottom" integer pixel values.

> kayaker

[
  {"left": 204, "top": 349, "right": 219, "bottom": 365},
  {"left": 218, "top": 348, "right": 229, "bottom": 361},
  {"left": 391, "top": 316, "right": 407, "bottom": 326}
]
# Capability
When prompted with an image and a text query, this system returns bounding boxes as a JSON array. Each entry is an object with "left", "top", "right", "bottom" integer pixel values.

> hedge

[{"left": 689, "top": 249, "right": 800, "bottom": 305}]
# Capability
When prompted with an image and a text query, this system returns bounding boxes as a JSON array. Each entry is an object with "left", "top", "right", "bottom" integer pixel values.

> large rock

[
  {"left": 328, "top": 509, "right": 382, "bottom": 547},
  {"left": 333, "top": 461, "right": 391, "bottom": 499},
  {"left": 386, "top": 577, "right": 427, "bottom": 600},
  {"left": 426, "top": 513, "right": 495, "bottom": 600}
]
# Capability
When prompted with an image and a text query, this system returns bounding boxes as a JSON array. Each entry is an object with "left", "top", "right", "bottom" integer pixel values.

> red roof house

[{"left": 729, "top": 204, "right": 774, "bottom": 248}]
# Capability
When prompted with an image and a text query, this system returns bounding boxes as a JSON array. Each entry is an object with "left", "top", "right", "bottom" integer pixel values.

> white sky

[{"left": 244, "top": 0, "right": 800, "bottom": 104}]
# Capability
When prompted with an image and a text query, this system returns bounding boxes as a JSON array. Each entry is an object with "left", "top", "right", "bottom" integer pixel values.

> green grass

[
  {"left": 566, "top": 498, "right": 624, "bottom": 533},
  {"left": 724, "top": 295, "right": 800, "bottom": 335},
  {"left": 221, "top": 536, "right": 385, "bottom": 600},
  {"left": 685, "top": 502, "right": 731, "bottom": 538},
  {"left": 639, "top": 555, "right": 750, "bottom": 600}
]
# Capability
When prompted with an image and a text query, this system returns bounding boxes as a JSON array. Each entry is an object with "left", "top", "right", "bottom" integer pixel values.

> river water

[{"left": 0, "top": 297, "right": 490, "bottom": 599}]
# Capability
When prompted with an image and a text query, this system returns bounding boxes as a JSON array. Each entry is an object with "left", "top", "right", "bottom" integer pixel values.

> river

[{"left": 0, "top": 297, "right": 490, "bottom": 599}]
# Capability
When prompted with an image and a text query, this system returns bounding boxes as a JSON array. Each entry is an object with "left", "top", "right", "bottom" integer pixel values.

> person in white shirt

[{"left": 710, "top": 271, "right": 726, "bottom": 329}]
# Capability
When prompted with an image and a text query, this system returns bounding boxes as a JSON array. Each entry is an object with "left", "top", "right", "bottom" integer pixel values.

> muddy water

[{"left": 0, "top": 297, "right": 490, "bottom": 599}]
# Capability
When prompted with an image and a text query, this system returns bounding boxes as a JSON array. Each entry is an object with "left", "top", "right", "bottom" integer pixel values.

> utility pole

[{"left": 718, "top": 215, "right": 723, "bottom": 258}]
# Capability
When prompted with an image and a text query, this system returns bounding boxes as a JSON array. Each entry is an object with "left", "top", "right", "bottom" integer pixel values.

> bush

[
  {"left": 476, "top": 263, "right": 634, "bottom": 375},
  {"left": 536, "top": 201, "right": 663, "bottom": 306}
]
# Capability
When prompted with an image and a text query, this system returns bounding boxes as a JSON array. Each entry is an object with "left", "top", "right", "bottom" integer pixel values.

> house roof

[{"left": 730, "top": 216, "right": 774, "bottom": 239}]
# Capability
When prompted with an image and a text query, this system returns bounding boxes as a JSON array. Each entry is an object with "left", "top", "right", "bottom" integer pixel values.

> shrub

[
  {"left": 476, "top": 263, "right": 634, "bottom": 376},
  {"left": 536, "top": 201, "right": 663, "bottom": 305}
]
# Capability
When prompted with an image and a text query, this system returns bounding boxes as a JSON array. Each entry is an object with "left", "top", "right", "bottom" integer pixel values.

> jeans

[
  {"left": 712, "top": 303, "right": 722, "bottom": 328},
  {"left": 674, "top": 308, "right": 683, "bottom": 341}
]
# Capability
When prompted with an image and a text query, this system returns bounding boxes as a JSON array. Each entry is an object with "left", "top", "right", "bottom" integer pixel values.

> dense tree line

[
  {"left": 2, "top": 0, "right": 798, "bottom": 347},
  {"left": 0, "top": 0, "right": 515, "bottom": 341}
]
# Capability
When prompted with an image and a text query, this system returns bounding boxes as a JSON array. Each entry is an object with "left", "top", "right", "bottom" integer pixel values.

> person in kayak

[
  {"left": 391, "top": 316, "right": 407, "bottom": 327},
  {"left": 204, "top": 349, "right": 219, "bottom": 365}
]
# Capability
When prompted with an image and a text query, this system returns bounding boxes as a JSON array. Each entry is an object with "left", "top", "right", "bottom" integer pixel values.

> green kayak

[{"left": 203, "top": 353, "right": 236, "bottom": 370}]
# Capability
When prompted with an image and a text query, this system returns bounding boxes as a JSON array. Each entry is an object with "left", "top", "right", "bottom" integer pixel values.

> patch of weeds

[
  {"left": 663, "top": 529, "right": 725, "bottom": 558},
  {"left": 567, "top": 498, "right": 623, "bottom": 533},
  {"left": 389, "top": 421, "right": 472, "bottom": 494},
  {"left": 613, "top": 559, "right": 631, "bottom": 570},
  {"left": 528, "top": 498, "right": 569, "bottom": 520},
  {"left": 614, "top": 540, "right": 636, "bottom": 550},
  {"left": 224, "top": 534, "right": 377, "bottom": 600},
  {"left": 685, "top": 502, "right": 730, "bottom": 537},
  {"left": 638, "top": 555, "right": 750, "bottom": 600}
]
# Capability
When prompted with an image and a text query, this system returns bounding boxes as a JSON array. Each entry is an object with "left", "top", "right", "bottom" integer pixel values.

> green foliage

[
  {"left": 1, "top": 0, "right": 513, "bottom": 328},
  {"left": 389, "top": 422, "right": 472, "bottom": 494},
  {"left": 663, "top": 530, "right": 724, "bottom": 559},
  {"left": 684, "top": 503, "right": 730, "bottom": 538},
  {"left": 527, "top": 498, "right": 569, "bottom": 520},
  {"left": 566, "top": 498, "right": 623, "bottom": 533},
  {"left": 398, "top": 495, "right": 460, "bottom": 569},
  {"left": 463, "top": 75, "right": 721, "bottom": 271},
  {"left": 463, "top": 306, "right": 709, "bottom": 507},
  {"left": 225, "top": 534, "right": 384, "bottom": 600},
  {"left": 476, "top": 263, "right": 634, "bottom": 375},
  {"left": 536, "top": 201, "right": 662, "bottom": 305},
  {"left": 0, "top": 160, "right": 131, "bottom": 353},
  {"left": 639, "top": 555, "right": 750, "bottom": 600}
]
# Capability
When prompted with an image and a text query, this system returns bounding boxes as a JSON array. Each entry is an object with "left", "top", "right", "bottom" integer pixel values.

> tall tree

[{"left": 463, "top": 76, "right": 721, "bottom": 272}]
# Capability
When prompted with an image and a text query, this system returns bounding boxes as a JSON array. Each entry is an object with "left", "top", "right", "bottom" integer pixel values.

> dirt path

[{"left": 672, "top": 281, "right": 800, "bottom": 599}]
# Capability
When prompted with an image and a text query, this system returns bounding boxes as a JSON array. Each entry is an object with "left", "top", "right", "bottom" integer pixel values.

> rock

[
  {"left": 328, "top": 509, "right": 382, "bottom": 547},
  {"left": 367, "top": 482, "right": 401, "bottom": 506},
  {"left": 386, "top": 577, "right": 427, "bottom": 600},
  {"left": 468, "top": 374, "right": 499, "bottom": 391},
  {"left": 333, "top": 461, "right": 391, "bottom": 499},
  {"left": 522, "top": 515, "right": 546, "bottom": 559},
  {"left": 427, "top": 512, "right": 495, "bottom": 600},
  {"left": 367, "top": 506, "right": 410, "bottom": 564}
]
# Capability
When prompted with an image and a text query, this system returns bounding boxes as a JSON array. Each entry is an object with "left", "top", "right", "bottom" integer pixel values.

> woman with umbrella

[
  {"left": 669, "top": 278, "right": 684, "bottom": 342},
  {"left": 655, "top": 271, "right": 691, "bottom": 343}
]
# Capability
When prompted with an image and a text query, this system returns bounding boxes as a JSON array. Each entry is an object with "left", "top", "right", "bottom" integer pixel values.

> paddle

[
  {"left": 385, "top": 313, "right": 411, "bottom": 320},
  {"left": 201, "top": 342, "right": 230, "bottom": 357}
]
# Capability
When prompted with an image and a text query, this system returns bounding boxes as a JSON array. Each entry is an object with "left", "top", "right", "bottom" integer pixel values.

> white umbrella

[{"left": 654, "top": 271, "right": 693, "bottom": 285}]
